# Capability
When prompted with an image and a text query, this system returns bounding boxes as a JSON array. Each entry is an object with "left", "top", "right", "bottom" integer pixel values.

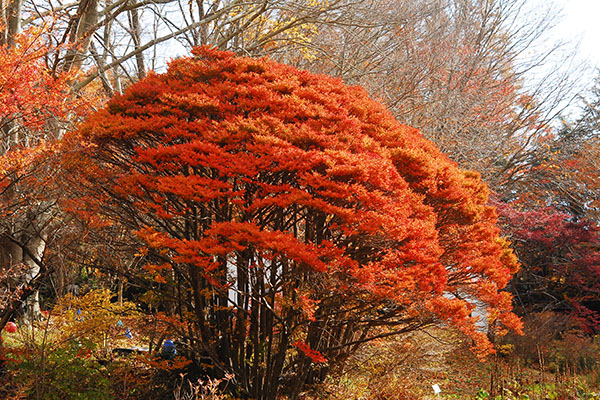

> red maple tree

[
  {"left": 0, "top": 27, "right": 95, "bottom": 329},
  {"left": 497, "top": 202, "right": 600, "bottom": 333},
  {"left": 66, "top": 47, "right": 520, "bottom": 399}
]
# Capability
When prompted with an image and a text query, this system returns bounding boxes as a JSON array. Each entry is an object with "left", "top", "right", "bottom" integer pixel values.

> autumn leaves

[{"left": 54, "top": 48, "right": 521, "bottom": 397}]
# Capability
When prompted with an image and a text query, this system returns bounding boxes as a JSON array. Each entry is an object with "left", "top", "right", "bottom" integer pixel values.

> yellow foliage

[{"left": 51, "top": 289, "right": 140, "bottom": 352}]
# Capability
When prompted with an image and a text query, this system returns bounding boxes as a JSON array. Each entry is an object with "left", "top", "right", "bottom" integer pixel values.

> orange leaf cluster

[{"left": 66, "top": 48, "right": 520, "bottom": 384}]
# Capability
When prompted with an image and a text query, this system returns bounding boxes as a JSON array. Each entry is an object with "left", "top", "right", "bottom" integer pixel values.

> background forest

[{"left": 0, "top": 0, "right": 599, "bottom": 399}]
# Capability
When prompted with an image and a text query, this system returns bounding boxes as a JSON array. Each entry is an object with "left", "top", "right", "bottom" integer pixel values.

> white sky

[
  {"left": 557, "top": 0, "right": 600, "bottom": 68},
  {"left": 524, "top": 0, "right": 600, "bottom": 117}
]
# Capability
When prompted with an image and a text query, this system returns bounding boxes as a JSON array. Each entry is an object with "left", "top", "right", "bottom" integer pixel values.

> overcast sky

[{"left": 557, "top": 0, "right": 600, "bottom": 68}]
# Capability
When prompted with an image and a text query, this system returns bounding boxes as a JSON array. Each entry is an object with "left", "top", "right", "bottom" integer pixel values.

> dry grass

[{"left": 304, "top": 325, "right": 600, "bottom": 400}]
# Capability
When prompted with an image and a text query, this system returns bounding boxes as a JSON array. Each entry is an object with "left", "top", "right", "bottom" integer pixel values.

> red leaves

[
  {"left": 0, "top": 27, "right": 95, "bottom": 146},
  {"left": 292, "top": 340, "right": 327, "bottom": 364},
  {"left": 69, "top": 47, "right": 520, "bottom": 362},
  {"left": 497, "top": 202, "right": 600, "bottom": 332},
  {"left": 4, "top": 321, "right": 17, "bottom": 333}
]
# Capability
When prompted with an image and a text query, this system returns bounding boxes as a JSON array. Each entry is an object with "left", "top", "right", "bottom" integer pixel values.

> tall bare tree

[{"left": 283, "top": 0, "right": 581, "bottom": 193}]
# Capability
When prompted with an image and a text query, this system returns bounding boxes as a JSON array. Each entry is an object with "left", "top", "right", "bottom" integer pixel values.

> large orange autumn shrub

[{"left": 65, "top": 47, "right": 520, "bottom": 399}]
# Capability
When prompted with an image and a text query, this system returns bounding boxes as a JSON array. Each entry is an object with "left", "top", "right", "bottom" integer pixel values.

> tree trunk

[
  {"left": 128, "top": 6, "right": 146, "bottom": 80},
  {"left": 63, "top": 0, "right": 99, "bottom": 71},
  {"left": 3, "top": 0, "right": 23, "bottom": 46}
]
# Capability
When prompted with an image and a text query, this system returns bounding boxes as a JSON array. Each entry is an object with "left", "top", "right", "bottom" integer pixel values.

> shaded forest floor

[
  {"left": 2, "top": 324, "right": 600, "bottom": 399},
  {"left": 306, "top": 327, "right": 600, "bottom": 400}
]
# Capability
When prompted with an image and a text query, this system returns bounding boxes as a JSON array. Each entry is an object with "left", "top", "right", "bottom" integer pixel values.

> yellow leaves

[
  {"left": 224, "top": 1, "right": 321, "bottom": 61},
  {"left": 282, "top": 24, "right": 320, "bottom": 62},
  {"left": 496, "top": 343, "right": 515, "bottom": 356},
  {"left": 304, "top": 0, "right": 329, "bottom": 7},
  {"left": 50, "top": 289, "right": 141, "bottom": 352}
]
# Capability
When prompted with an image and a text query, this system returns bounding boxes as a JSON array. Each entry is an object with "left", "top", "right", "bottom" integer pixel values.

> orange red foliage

[
  {"left": 66, "top": 47, "right": 520, "bottom": 398},
  {"left": 0, "top": 27, "right": 96, "bottom": 331}
]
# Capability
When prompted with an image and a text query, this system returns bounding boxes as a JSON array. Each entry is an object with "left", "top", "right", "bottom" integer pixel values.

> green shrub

[{"left": 8, "top": 339, "right": 111, "bottom": 400}]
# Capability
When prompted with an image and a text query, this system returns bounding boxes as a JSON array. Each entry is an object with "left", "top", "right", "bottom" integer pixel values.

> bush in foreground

[{"left": 65, "top": 47, "right": 520, "bottom": 399}]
